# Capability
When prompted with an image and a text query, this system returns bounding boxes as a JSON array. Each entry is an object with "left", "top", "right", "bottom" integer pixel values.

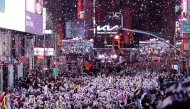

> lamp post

[
  {"left": 187, "top": 0, "right": 190, "bottom": 74},
  {"left": 93, "top": 0, "right": 96, "bottom": 37},
  {"left": 81, "top": 39, "right": 85, "bottom": 74},
  {"left": 113, "top": 12, "right": 124, "bottom": 62},
  {"left": 113, "top": 12, "right": 124, "bottom": 28},
  {"left": 54, "top": 31, "right": 57, "bottom": 68},
  {"left": 43, "top": 29, "right": 46, "bottom": 74}
]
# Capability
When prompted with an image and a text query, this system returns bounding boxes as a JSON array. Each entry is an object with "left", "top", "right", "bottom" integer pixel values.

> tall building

[
  {"left": 83, "top": 0, "right": 93, "bottom": 39},
  {"left": 0, "top": 0, "right": 43, "bottom": 91}
]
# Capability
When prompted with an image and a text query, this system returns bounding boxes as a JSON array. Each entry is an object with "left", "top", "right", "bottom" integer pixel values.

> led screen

[{"left": 0, "top": 0, "right": 43, "bottom": 35}]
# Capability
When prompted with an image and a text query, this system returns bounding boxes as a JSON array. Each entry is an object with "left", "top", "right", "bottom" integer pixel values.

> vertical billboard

[
  {"left": 25, "top": 0, "right": 43, "bottom": 35},
  {"left": 0, "top": 0, "right": 43, "bottom": 35},
  {"left": 93, "top": 0, "right": 119, "bottom": 48},
  {"left": 65, "top": 21, "right": 72, "bottom": 38},
  {"left": 93, "top": 0, "right": 136, "bottom": 48},
  {"left": 56, "top": 23, "right": 64, "bottom": 46},
  {"left": 71, "top": 19, "right": 84, "bottom": 38},
  {"left": 65, "top": 19, "right": 84, "bottom": 38},
  {"left": 77, "top": 0, "right": 82, "bottom": 19}
]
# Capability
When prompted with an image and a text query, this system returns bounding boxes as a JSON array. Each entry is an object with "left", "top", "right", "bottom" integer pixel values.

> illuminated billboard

[
  {"left": 65, "top": 19, "right": 84, "bottom": 38},
  {"left": 93, "top": 0, "right": 136, "bottom": 48},
  {"left": 0, "top": 0, "right": 43, "bottom": 35},
  {"left": 0, "top": 0, "right": 25, "bottom": 32},
  {"left": 93, "top": 0, "right": 119, "bottom": 48},
  {"left": 25, "top": 0, "right": 43, "bottom": 35}
]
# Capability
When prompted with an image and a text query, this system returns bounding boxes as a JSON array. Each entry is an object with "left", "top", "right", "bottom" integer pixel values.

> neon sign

[{"left": 94, "top": 25, "right": 119, "bottom": 34}]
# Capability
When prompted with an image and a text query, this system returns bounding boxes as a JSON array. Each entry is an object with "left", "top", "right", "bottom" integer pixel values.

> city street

[{"left": 0, "top": 0, "right": 190, "bottom": 109}]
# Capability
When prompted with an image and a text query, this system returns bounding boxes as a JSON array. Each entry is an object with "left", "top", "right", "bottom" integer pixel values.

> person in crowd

[{"left": 0, "top": 61, "right": 187, "bottom": 109}]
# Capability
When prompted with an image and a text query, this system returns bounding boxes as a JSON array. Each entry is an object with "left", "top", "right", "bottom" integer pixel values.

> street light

[
  {"left": 113, "top": 12, "right": 123, "bottom": 28},
  {"left": 113, "top": 12, "right": 123, "bottom": 51},
  {"left": 43, "top": 29, "right": 46, "bottom": 74},
  {"left": 113, "top": 34, "right": 121, "bottom": 50}
]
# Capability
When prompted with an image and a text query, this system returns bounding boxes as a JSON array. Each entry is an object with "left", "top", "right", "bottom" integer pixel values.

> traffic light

[
  {"left": 113, "top": 34, "right": 120, "bottom": 50},
  {"left": 53, "top": 61, "right": 57, "bottom": 68}
]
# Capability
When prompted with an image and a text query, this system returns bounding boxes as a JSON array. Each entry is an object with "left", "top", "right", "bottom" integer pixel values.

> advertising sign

[
  {"left": 53, "top": 68, "right": 58, "bottom": 75},
  {"left": 96, "top": 25, "right": 119, "bottom": 34},
  {"left": 93, "top": 0, "right": 118, "bottom": 48},
  {"left": 25, "top": 0, "right": 43, "bottom": 35},
  {"left": 65, "top": 19, "right": 84, "bottom": 38},
  {"left": 0, "top": 0, "right": 5, "bottom": 13},
  {"left": 95, "top": 2, "right": 135, "bottom": 48},
  {"left": 0, "top": 0, "right": 25, "bottom": 32},
  {"left": 0, "top": 0, "right": 43, "bottom": 35},
  {"left": 65, "top": 21, "right": 72, "bottom": 38},
  {"left": 77, "top": 0, "right": 82, "bottom": 19},
  {"left": 93, "top": 0, "right": 123, "bottom": 48},
  {"left": 34, "top": 48, "right": 54, "bottom": 56},
  {"left": 182, "top": 20, "right": 190, "bottom": 33},
  {"left": 71, "top": 19, "right": 84, "bottom": 38}
]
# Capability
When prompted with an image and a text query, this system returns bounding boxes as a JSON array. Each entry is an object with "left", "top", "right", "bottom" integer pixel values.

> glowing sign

[{"left": 95, "top": 25, "right": 119, "bottom": 34}]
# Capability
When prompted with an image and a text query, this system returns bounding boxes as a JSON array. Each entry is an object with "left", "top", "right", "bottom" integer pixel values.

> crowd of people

[{"left": 0, "top": 61, "right": 188, "bottom": 109}]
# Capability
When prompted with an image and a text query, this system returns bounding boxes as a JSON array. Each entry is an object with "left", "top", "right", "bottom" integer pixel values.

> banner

[{"left": 56, "top": 23, "right": 64, "bottom": 46}]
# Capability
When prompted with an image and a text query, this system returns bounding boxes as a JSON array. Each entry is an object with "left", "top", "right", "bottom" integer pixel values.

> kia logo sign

[
  {"left": 97, "top": 25, "right": 119, "bottom": 31},
  {"left": 94, "top": 25, "right": 119, "bottom": 34}
]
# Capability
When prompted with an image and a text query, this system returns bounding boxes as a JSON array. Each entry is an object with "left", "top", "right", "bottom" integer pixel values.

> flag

[
  {"left": 85, "top": 62, "right": 92, "bottom": 69},
  {"left": 124, "top": 82, "right": 126, "bottom": 89},
  {"left": 135, "top": 84, "right": 140, "bottom": 92},
  {"left": 59, "top": 96, "right": 62, "bottom": 101},
  {"left": 56, "top": 102, "right": 58, "bottom": 108},
  {"left": 34, "top": 96, "right": 36, "bottom": 104},
  {"left": 46, "top": 81, "right": 49, "bottom": 85},
  {"left": 109, "top": 76, "right": 112, "bottom": 83},
  {"left": 3, "top": 97, "right": 6, "bottom": 106},
  {"left": 72, "top": 82, "right": 74, "bottom": 87}
]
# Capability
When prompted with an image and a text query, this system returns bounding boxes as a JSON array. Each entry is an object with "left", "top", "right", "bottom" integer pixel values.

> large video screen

[
  {"left": 25, "top": 0, "right": 43, "bottom": 35},
  {"left": 65, "top": 19, "right": 84, "bottom": 38},
  {"left": 0, "top": 0, "right": 25, "bottom": 32},
  {"left": 0, "top": 0, "right": 43, "bottom": 35}
]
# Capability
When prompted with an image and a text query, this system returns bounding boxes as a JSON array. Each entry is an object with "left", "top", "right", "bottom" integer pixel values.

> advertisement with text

[{"left": 0, "top": 0, "right": 43, "bottom": 35}]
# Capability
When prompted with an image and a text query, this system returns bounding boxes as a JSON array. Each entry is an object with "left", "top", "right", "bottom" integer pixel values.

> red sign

[
  {"left": 77, "top": 0, "right": 82, "bottom": 19},
  {"left": 85, "top": 62, "right": 92, "bottom": 69},
  {"left": 56, "top": 23, "right": 64, "bottom": 46}
]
